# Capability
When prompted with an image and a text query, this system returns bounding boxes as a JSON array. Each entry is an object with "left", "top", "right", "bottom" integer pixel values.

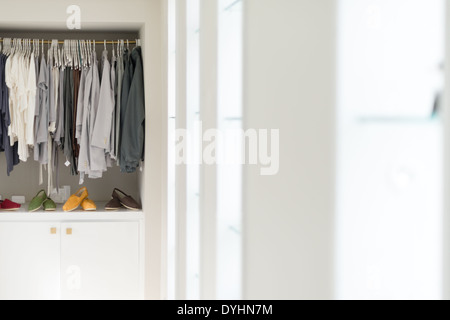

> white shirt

[{"left": 26, "top": 52, "right": 36, "bottom": 146}]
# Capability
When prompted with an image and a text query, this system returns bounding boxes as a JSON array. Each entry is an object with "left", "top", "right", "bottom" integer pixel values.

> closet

[
  {"left": 0, "top": 30, "right": 146, "bottom": 300},
  {"left": 0, "top": 0, "right": 165, "bottom": 300},
  {"left": 0, "top": 31, "right": 142, "bottom": 201}
]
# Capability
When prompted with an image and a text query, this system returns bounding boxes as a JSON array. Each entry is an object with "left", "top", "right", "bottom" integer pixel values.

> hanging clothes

[
  {"left": 35, "top": 55, "right": 49, "bottom": 165},
  {"left": 72, "top": 69, "right": 81, "bottom": 159},
  {"left": 109, "top": 52, "right": 117, "bottom": 163},
  {"left": 63, "top": 66, "right": 77, "bottom": 175},
  {"left": 79, "top": 48, "right": 103, "bottom": 183},
  {"left": 88, "top": 49, "right": 106, "bottom": 176},
  {"left": 5, "top": 48, "right": 31, "bottom": 162},
  {"left": 0, "top": 38, "right": 145, "bottom": 183},
  {"left": 77, "top": 53, "right": 93, "bottom": 184},
  {"left": 26, "top": 52, "right": 36, "bottom": 147},
  {"left": 114, "top": 45, "right": 124, "bottom": 164},
  {"left": 120, "top": 46, "right": 145, "bottom": 173},
  {"left": 91, "top": 49, "right": 114, "bottom": 168},
  {"left": 54, "top": 65, "right": 65, "bottom": 145},
  {"left": 0, "top": 53, "right": 19, "bottom": 176},
  {"left": 117, "top": 48, "right": 132, "bottom": 166}
]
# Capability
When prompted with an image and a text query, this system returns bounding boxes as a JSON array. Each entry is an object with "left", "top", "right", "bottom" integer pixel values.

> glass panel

[
  {"left": 336, "top": 0, "right": 444, "bottom": 300},
  {"left": 216, "top": 0, "right": 243, "bottom": 300},
  {"left": 186, "top": 0, "right": 201, "bottom": 300},
  {"left": 167, "top": 0, "right": 177, "bottom": 301}
]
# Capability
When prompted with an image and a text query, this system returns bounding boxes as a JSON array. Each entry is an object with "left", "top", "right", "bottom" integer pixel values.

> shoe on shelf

[
  {"left": 105, "top": 197, "right": 122, "bottom": 211},
  {"left": 81, "top": 199, "right": 97, "bottom": 212},
  {"left": 63, "top": 187, "right": 89, "bottom": 212},
  {"left": 1, "top": 199, "right": 21, "bottom": 211},
  {"left": 112, "top": 188, "right": 141, "bottom": 211},
  {"left": 28, "top": 190, "right": 48, "bottom": 212},
  {"left": 43, "top": 198, "right": 57, "bottom": 212}
]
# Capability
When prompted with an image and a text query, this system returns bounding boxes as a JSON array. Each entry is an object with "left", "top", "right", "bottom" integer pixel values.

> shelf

[
  {"left": 0, "top": 202, "right": 144, "bottom": 222},
  {"left": 355, "top": 116, "right": 440, "bottom": 124}
]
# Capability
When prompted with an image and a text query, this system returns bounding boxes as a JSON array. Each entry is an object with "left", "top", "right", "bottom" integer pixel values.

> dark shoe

[
  {"left": 105, "top": 197, "right": 122, "bottom": 211},
  {"left": 112, "top": 189, "right": 141, "bottom": 211}
]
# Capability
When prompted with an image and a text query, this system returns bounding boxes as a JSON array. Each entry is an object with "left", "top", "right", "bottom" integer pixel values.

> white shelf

[{"left": 0, "top": 202, "right": 144, "bottom": 222}]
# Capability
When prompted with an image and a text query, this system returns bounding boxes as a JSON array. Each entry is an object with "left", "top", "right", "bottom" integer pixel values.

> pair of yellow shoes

[{"left": 63, "top": 187, "right": 97, "bottom": 212}]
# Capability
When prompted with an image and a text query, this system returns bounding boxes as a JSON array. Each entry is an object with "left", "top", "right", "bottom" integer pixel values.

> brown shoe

[
  {"left": 112, "top": 189, "right": 141, "bottom": 211},
  {"left": 105, "top": 197, "right": 122, "bottom": 211}
]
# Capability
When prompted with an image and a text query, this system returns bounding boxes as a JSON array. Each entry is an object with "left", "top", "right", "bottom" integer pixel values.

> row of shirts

[{"left": 0, "top": 46, "right": 145, "bottom": 191}]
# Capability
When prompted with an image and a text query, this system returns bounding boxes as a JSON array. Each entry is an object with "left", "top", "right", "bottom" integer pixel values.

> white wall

[{"left": 242, "top": 0, "right": 336, "bottom": 300}]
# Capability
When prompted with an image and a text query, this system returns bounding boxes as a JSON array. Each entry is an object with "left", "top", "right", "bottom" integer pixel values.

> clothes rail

[{"left": 0, "top": 39, "right": 138, "bottom": 45}]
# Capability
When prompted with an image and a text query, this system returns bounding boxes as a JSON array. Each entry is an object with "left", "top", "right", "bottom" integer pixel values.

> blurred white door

[{"left": 337, "top": 0, "right": 445, "bottom": 300}]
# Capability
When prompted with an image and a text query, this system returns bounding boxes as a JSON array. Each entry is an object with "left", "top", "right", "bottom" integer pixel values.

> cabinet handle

[
  {"left": 50, "top": 228, "right": 57, "bottom": 235},
  {"left": 66, "top": 228, "right": 73, "bottom": 235}
]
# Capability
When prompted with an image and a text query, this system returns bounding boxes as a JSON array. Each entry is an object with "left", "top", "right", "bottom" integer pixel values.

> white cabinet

[
  {"left": 0, "top": 222, "right": 61, "bottom": 300},
  {"left": 0, "top": 213, "right": 143, "bottom": 300},
  {"left": 60, "top": 222, "right": 140, "bottom": 300}
]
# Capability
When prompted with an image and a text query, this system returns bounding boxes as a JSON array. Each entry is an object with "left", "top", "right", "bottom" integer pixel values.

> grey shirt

[
  {"left": 114, "top": 50, "right": 124, "bottom": 164},
  {"left": 54, "top": 67, "right": 65, "bottom": 145},
  {"left": 109, "top": 54, "right": 117, "bottom": 161},
  {"left": 88, "top": 51, "right": 106, "bottom": 174},
  {"left": 35, "top": 56, "right": 49, "bottom": 165},
  {"left": 75, "top": 67, "right": 87, "bottom": 141},
  {"left": 92, "top": 50, "right": 114, "bottom": 151}
]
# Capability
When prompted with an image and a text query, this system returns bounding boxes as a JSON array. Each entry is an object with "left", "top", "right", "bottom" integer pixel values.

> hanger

[
  {"left": 55, "top": 40, "right": 59, "bottom": 68},
  {"left": 33, "top": 39, "right": 36, "bottom": 58},
  {"left": 51, "top": 40, "right": 56, "bottom": 68},
  {"left": 72, "top": 40, "right": 77, "bottom": 69},
  {"left": 63, "top": 40, "right": 67, "bottom": 67},
  {"left": 88, "top": 40, "right": 92, "bottom": 65},
  {"left": 26, "top": 39, "right": 30, "bottom": 58},
  {"left": 58, "top": 46, "right": 61, "bottom": 68},
  {"left": 85, "top": 40, "right": 89, "bottom": 66},
  {"left": 85, "top": 40, "right": 89, "bottom": 68},
  {"left": 71, "top": 40, "right": 74, "bottom": 69},
  {"left": 79, "top": 40, "right": 84, "bottom": 68},
  {"left": 77, "top": 40, "right": 81, "bottom": 69},
  {"left": 71, "top": 40, "right": 74, "bottom": 68},
  {"left": 112, "top": 40, "right": 116, "bottom": 60},
  {"left": 81, "top": 40, "right": 86, "bottom": 68}
]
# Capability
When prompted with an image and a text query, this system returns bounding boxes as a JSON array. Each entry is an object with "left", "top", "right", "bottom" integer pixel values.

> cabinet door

[
  {"left": 60, "top": 222, "right": 140, "bottom": 300},
  {"left": 0, "top": 222, "right": 61, "bottom": 300}
]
